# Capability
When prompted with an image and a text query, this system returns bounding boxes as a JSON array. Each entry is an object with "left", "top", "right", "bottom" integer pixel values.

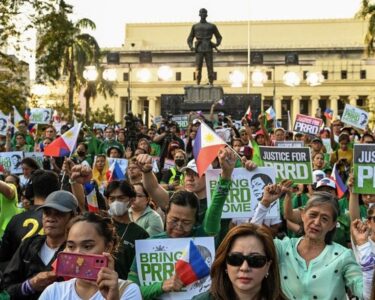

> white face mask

[{"left": 108, "top": 201, "right": 128, "bottom": 216}]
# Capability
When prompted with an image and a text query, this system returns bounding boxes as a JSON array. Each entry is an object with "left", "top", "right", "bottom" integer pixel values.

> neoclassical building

[{"left": 92, "top": 18, "right": 375, "bottom": 127}]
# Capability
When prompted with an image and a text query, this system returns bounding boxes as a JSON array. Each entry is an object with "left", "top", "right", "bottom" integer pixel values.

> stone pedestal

[{"left": 184, "top": 85, "right": 224, "bottom": 103}]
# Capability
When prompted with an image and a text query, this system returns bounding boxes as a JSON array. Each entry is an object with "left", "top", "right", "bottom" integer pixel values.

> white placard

[
  {"left": 0, "top": 115, "right": 9, "bottom": 136},
  {"left": 93, "top": 123, "right": 107, "bottom": 131},
  {"left": 29, "top": 108, "right": 53, "bottom": 124},
  {"left": 341, "top": 104, "right": 369, "bottom": 130},
  {"left": 206, "top": 167, "right": 279, "bottom": 219},
  {"left": 107, "top": 158, "right": 128, "bottom": 175},
  {"left": 0, "top": 151, "right": 24, "bottom": 174},
  {"left": 135, "top": 237, "right": 215, "bottom": 300},
  {"left": 24, "top": 152, "right": 44, "bottom": 168}
]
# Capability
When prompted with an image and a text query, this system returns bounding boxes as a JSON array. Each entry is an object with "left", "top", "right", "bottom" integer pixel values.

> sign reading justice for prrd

[
  {"left": 293, "top": 114, "right": 323, "bottom": 135},
  {"left": 135, "top": 237, "right": 215, "bottom": 300},
  {"left": 260, "top": 146, "right": 313, "bottom": 184},
  {"left": 353, "top": 144, "right": 375, "bottom": 194},
  {"left": 205, "top": 167, "right": 279, "bottom": 219}
]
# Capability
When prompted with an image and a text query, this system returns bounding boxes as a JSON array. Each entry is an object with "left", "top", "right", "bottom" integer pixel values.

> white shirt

[
  {"left": 39, "top": 241, "right": 58, "bottom": 266},
  {"left": 39, "top": 278, "right": 142, "bottom": 300}
]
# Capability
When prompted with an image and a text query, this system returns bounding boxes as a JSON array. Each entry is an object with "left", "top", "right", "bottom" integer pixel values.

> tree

[
  {"left": 36, "top": 0, "right": 115, "bottom": 122},
  {"left": 356, "top": 0, "right": 375, "bottom": 55}
]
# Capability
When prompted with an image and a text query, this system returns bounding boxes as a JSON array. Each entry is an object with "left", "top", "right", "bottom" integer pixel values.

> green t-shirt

[
  {"left": 251, "top": 140, "right": 263, "bottom": 167},
  {"left": 150, "top": 142, "right": 161, "bottom": 156},
  {"left": 0, "top": 184, "right": 19, "bottom": 238}
]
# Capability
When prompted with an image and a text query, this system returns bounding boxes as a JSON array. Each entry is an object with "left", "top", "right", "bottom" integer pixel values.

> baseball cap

[
  {"left": 313, "top": 170, "right": 326, "bottom": 183},
  {"left": 192, "top": 119, "right": 201, "bottom": 125},
  {"left": 316, "top": 178, "right": 336, "bottom": 190},
  {"left": 255, "top": 130, "right": 265, "bottom": 137},
  {"left": 180, "top": 159, "right": 212, "bottom": 174},
  {"left": 218, "top": 112, "right": 225, "bottom": 117},
  {"left": 311, "top": 137, "right": 323, "bottom": 144},
  {"left": 37, "top": 190, "right": 78, "bottom": 213}
]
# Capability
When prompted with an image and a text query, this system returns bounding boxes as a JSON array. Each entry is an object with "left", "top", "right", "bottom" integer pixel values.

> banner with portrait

[
  {"left": 353, "top": 144, "right": 375, "bottom": 194},
  {"left": 206, "top": 167, "right": 279, "bottom": 219},
  {"left": 24, "top": 152, "right": 44, "bottom": 168},
  {"left": 29, "top": 108, "right": 53, "bottom": 124},
  {"left": 0, "top": 115, "right": 10, "bottom": 136},
  {"left": 260, "top": 146, "right": 313, "bottom": 184},
  {"left": 107, "top": 158, "right": 128, "bottom": 175},
  {"left": 135, "top": 237, "right": 215, "bottom": 300},
  {"left": 0, "top": 151, "right": 24, "bottom": 174},
  {"left": 341, "top": 104, "right": 369, "bottom": 130}
]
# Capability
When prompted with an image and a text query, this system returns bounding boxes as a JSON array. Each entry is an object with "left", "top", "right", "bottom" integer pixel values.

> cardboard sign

[
  {"left": 341, "top": 104, "right": 369, "bottom": 130},
  {"left": 275, "top": 141, "right": 304, "bottom": 148},
  {"left": 293, "top": 114, "right": 323, "bottom": 135},
  {"left": 172, "top": 115, "right": 189, "bottom": 130},
  {"left": 135, "top": 237, "right": 215, "bottom": 300},
  {"left": 29, "top": 108, "right": 53, "bottom": 124},
  {"left": 24, "top": 152, "right": 44, "bottom": 168},
  {"left": 0, "top": 115, "right": 9, "bottom": 136},
  {"left": 353, "top": 144, "right": 375, "bottom": 194},
  {"left": 206, "top": 167, "right": 279, "bottom": 219},
  {"left": 93, "top": 123, "right": 107, "bottom": 131},
  {"left": 0, "top": 151, "right": 24, "bottom": 174},
  {"left": 259, "top": 146, "right": 313, "bottom": 184}
]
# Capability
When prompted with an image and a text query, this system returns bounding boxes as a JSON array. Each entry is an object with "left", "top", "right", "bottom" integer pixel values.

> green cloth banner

[
  {"left": 353, "top": 144, "right": 375, "bottom": 194},
  {"left": 259, "top": 146, "right": 313, "bottom": 184}
]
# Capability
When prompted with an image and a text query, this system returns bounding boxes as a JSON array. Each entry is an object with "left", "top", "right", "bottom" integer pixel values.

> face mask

[
  {"left": 77, "top": 151, "right": 85, "bottom": 156},
  {"left": 174, "top": 159, "right": 185, "bottom": 167},
  {"left": 108, "top": 201, "right": 128, "bottom": 216}
]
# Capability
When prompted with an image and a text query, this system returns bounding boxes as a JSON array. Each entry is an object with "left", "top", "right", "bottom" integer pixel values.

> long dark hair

[{"left": 210, "top": 223, "right": 287, "bottom": 300}]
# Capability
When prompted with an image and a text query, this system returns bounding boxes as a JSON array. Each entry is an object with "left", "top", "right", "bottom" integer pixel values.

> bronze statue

[{"left": 187, "top": 8, "right": 222, "bottom": 85}]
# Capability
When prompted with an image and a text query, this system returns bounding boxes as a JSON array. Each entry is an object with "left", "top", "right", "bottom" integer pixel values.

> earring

[
  {"left": 225, "top": 269, "right": 228, "bottom": 274},
  {"left": 265, "top": 272, "right": 269, "bottom": 278}
]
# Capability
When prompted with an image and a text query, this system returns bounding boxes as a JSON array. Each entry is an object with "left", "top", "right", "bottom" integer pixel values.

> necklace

[{"left": 120, "top": 223, "right": 131, "bottom": 241}]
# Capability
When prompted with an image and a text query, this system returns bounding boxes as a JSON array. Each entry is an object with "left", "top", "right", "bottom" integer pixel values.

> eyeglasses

[
  {"left": 368, "top": 216, "right": 375, "bottom": 222},
  {"left": 226, "top": 253, "right": 268, "bottom": 268},
  {"left": 167, "top": 218, "right": 194, "bottom": 231},
  {"left": 108, "top": 195, "right": 130, "bottom": 202}
]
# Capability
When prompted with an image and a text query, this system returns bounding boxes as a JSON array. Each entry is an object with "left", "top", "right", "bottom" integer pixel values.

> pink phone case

[{"left": 55, "top": 252, "right": 108, "bottom": 281}]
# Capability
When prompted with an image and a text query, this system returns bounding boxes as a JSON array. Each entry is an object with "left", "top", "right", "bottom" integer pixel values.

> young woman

[
  {"left": 312, "top": 152, "right": 325, "bottom": 171},
  {"left": 251, "top": 187, "right": 363, "bottom": 300},
  {"left": 193, "top": 223, "right": 287, "bottom": 300},
  {"left": 92, "top": 155, "right": 109, "bottom": 195},
  {"left": 128, "top": 182, "right": 163, "bottom": 237},
  {"left": 39, "top": 213, "right": 141, "bottom": 300}
]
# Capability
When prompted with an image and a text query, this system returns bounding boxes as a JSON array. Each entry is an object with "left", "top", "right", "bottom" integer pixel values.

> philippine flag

[
  {"left": 13, "top": 106, "right": 23, "bottom": 127},
  {"left": 245, "top": 105, "right": 252, "bottom": 121},
  {"left": 44, "top": 123, "right": 82, "bottom": 157},
  {"left": 265, "top": 106, "right": 276, "bottom": 121},
  {"left": 106, "top": 161, "right": 125, "bottom": 182},
  {"left": 324, "top": 108, "right": 333, "bottom": 120},
  {"left": 193, "top": 122, "right": 226, "bottom": 177},
  {"left": 331, "top": 163, "right": 348, "bottom": 198},
  {"left": 175, "top": 240, "right": 210, "bottom": 286},
  {"left": 84, "top": 182, "right": 99, "bottom": 212}
]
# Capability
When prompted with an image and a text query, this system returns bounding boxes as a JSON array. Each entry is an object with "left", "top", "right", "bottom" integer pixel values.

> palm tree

[
  {"left": 36, "top": 0, "right": 114, "bottom": 122},
  {"left": 356, "top": 0, "right": 375, "bottom": 55}
]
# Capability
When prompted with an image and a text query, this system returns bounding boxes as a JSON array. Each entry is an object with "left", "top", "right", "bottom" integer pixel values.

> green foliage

[
  {"left": 356, "top": 0, "right": 375, "bottom": 56},
  {"left": 89, "top": 104, "right": 116, "bottom": 127}
]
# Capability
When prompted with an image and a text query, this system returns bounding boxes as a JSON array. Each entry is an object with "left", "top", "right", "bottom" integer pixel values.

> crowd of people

[{"left": 0, "top": 104, "right": 373, "bottom": 300}]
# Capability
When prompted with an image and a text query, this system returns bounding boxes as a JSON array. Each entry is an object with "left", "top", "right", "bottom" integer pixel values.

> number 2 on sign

[{"left": 22, "top": 218, "right": 44, "bottom": 240}]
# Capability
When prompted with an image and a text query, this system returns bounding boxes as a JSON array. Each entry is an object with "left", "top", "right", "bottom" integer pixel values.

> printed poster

[
  {"left": 29, "top": 108, "right": 53, "bottom": 124},
  {"left": 293, "top": 114, "right": 323, "bottom": 135},
  {"left": 341, "top": 104, "right": 369, "bottom": 130},
  {"left": 353, "top": 144, "right": 375, "bottom": 194},
  {"left": 0, "top": 151, "right": 24, "bottom": 174}
]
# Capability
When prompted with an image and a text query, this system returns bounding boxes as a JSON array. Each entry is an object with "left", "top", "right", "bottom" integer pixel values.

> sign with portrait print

[
  {"left": 107, "top": 158, "right": 128, "bottom": 175},
  {"left": 135, "top": 237, "right": 215, "bottom": 300},
  {"left": 24, "top": 152, "right": 44, "bottom": 168},
  {"left": 293, "top": 114, "right": 323, "bottom": 135},
  {"left": 353, "top": 144, "right": 375, "bottom": 194},
  {"left": 260, "top": 146, "right": 313, "bottom": 184},
  {"left": 0, "top": 151, "right": 24, "bottom": 174},
  {"left": 341, "top": 104, "right": 369, "bottom": 130},
  {"left": 206, "top": 167, "right": 279, "bottom": 219},
  {"left": 0, "top": 115, "right": 9, "bottom": 136},
  {"left": 29, "top": 108, "right": 53, "bottom": 124}
]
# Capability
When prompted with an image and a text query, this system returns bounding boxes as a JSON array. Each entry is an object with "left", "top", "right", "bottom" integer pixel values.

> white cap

[
  {"left": 180, "top": 159, "right": 212, "bottom": 174},
  {"left": 316, "top": 178, "right": 336, "bottom": 190},
  {"left": 313, "top": 170, "right": 326, "bottom": 184}
]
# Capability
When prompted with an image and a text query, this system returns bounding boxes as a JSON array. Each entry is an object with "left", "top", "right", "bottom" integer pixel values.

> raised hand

[
  {"left": 261, "top": 184, "right": 282, "bottom": 207},
  {"left": 70, "top": 164, "right": 93, "bottom": 184},
  {"left": 162, "top": 274, "right": 184, "bottom": 293},
  {"left": 136, "top": 154, "right": 153, "bottom": 173},
  {"left": 218, "top": 147, "right": 236, "bottom": 180},
  {"left": 351, "top": 219, "right": 369, "bottom": 246}
]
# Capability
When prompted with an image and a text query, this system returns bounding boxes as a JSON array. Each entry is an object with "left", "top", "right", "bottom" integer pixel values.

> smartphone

[{"left": 55, "top": 252, "right": 108, "bottom": 281}]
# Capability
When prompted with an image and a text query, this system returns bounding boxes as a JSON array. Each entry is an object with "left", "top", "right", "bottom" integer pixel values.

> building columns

[
  {"left": 148, "top": 97, "right": 157, "bottom": 124},
  {"left": 348, "top": 95, "right": 358, "bottom": 107},
  {"left": 310, "top": 96, "right": 320, "bottom": 118},
  {"left": 275, "top": 96, "right": 283, "bottom": 120},
  {"left": 329, "top": 96, "right": 340, "bottom": 119},
  {"left": 292, "top": 96, "right": 301, "bottom": 120}
]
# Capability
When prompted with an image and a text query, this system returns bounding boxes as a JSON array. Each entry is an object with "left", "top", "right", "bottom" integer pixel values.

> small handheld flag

[
  {"left": 331, "top": 163, "right": 348, "bottom": 198},
  {"left": 175, "top": 240, "right": 210, "bottom": 286},
  {"left": 324, "top": 108, "right": 333, "bottom": 120},
  {"left": 13, "top": 106, "right": 23, "bottom": 127},
  {"left": 84, "top": 182, "right": 99, "bottom": 212},
  {"left": 265, "top": 106, "right": 276, "bottom": 121},
  {"left": 245, "top": 105, "right": 252, "bottom": 121},
  {"left": 106, "top": 161, "right": 125, "bottom": 182},
  {"left": 193, "top": 122, "right": 226, "bottom": 177},
  {"left": 44, "top": 123, "right": 82, "bottom": 157}
]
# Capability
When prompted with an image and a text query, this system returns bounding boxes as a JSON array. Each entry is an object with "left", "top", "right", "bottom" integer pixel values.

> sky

[{"left": 66, "top": 0, "right": 363, "bottom": 48}]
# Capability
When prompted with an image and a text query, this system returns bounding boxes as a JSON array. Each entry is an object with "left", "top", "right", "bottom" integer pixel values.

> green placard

[
  {"left": 353, "top": 144, "right": 375, "bottom": 194},
  {"left": 259, "top": 146, "right": 313, "bottom": 184}
]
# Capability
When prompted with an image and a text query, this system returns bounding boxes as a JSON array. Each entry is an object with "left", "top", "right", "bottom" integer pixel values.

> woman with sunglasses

[
  {"left": 250, "top": 185, "right": 363, "bottom": 300},
  {"left": 193, "top": 223, "right": 287, "bottom": 300},
  {"left": 128, "top": 147, "right": 236, "bottom": 300}
]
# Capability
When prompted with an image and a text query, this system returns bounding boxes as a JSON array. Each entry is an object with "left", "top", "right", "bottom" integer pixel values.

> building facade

[{"left": 92, "top": 18, "right": 375, "bottom": 127}]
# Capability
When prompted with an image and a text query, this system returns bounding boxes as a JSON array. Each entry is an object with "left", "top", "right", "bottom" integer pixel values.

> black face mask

[
  {"left": 174, "top": 159, "right": 185, "bottom": 167},
  {"left": 77, "top": 151, "right": 86, "bottom": 157}
]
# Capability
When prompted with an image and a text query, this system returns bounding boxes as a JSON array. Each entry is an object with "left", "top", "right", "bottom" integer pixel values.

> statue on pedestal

[{"left": 187, "top": 8, "right": 222, "bottom": 85}]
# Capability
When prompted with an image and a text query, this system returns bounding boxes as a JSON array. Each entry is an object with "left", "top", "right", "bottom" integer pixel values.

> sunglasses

[
  {"left": 226, "top": 253, "right": 268, "bottom": 268},
  {"left": 368, "top": 216, "right": 375, "bottom": 222}
]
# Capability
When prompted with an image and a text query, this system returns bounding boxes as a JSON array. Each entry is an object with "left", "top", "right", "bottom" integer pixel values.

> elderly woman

[
  {"left": 251, "top": 186, "right": 363, "bottom": 300},
  {"left": 193, "top": 223, "right": 287, "bottom": 300}
]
